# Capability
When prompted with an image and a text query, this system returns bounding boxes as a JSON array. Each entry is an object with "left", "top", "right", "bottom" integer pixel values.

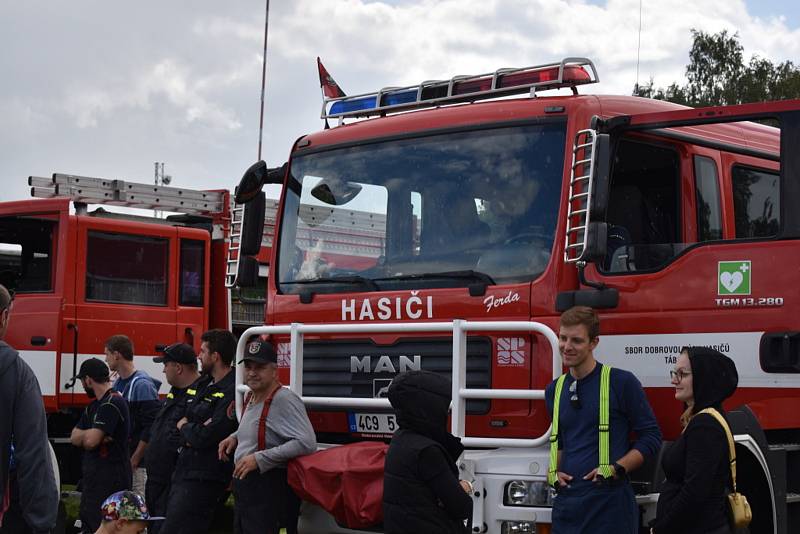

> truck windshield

[{"left": 277, "top": 121, "right": 566, "bottom": 294}]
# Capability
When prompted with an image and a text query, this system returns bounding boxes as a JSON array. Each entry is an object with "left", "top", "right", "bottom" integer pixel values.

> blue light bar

[
  {"left": 329, "top": 88, "right": 419, "bottom": 115},
  {"left": 329, "top": 96, "right": 378, "bottom": 115},
  {"left": 383, "top": 89, "right": 416, "bottom": 106}
]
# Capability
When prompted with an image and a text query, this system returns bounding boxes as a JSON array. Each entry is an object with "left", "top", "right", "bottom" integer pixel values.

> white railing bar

[
  {"left": 459, "top": 388, "right": 545, "bottom": 400},
  {"left": 300, "top": 397, "right": 392, "bottom": 409},
  {"left": 289, "top": 322, "right": 304, "bottom": 398},
  {"left": 235, "top": 320, "right": 561, "bottom": 447},
  {"left": 462, "top": 435, "right": 551, "bottom": 448},
  {"left": 234, "top": 332, "right": 249, "bottom": 419},
  {"left": 239, "top": 322, "right": 460, "bottom": 336},
  {"left": 451, "top": 319, "right": 467, "bottom": 440}
]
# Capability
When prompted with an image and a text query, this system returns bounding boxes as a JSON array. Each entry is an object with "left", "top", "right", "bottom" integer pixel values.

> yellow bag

[{"left": 697, "top": 408, "right": 753, "bottom": 529}]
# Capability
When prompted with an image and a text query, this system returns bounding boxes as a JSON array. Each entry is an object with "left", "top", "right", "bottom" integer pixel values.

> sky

[{"left": 1, "top": 0, "right": 798, "bottom": 205}]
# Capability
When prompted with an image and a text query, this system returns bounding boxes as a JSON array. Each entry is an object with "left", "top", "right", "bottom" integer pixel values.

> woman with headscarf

[
  {"left": 383, "top": 370, "right": 472, "bottom": 534},
  {"left": 650, "top": 347, "right": 739, "bottom": 534}
]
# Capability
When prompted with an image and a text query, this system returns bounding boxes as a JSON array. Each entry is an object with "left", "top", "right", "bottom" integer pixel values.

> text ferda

[
  {"left": 483, "top": 290, "right": 521, "bottom": 313},
  {"left": 342, "top": 292, "right": 434, "bottom": 321}
]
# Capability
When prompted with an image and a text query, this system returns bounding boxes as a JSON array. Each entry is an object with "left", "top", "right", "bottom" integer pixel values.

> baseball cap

[
  {"left": 154, "top": 342, "right": 196, "bottom": 364},
  {"left": 73, "top": 358, "right": 110, "bottom": 381},
  {"left": 101, "top": 490, "right": 164, "bottom": 522},
  {"left": 238, "top": 340, "right": 278, "bottom": 365}
]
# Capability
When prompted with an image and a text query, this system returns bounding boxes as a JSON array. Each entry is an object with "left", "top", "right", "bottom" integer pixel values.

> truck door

[
  {"left": 68, "top": 216, "right": 177, "bottom": 399},
  {"left": 0, "top": 199, "right": 70, "bottom": 411},
  {"left": 175, "top": 228, "right": 210, "bottom": 352},
  {"left": 581, "top": 102, "right": 800, "bottom": 440}
]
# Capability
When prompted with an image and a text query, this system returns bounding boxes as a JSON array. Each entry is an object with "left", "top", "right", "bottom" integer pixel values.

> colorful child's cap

[{"left": 101, "top": 491, "right": 165, "bottom": 522}]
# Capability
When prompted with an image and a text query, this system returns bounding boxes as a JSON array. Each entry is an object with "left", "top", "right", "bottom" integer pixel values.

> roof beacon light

[{"left": 324, "top": 57, "right": 598, "bottom": 120}]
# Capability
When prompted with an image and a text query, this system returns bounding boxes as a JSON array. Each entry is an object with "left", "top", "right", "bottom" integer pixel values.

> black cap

[
  {"left": 154, "top": 343, "right": 197, "bottom": 364},
  {"left": 238, "top": 340, "right": 278, "bottom": 365},
  {"left": 74, "top": 358, "right": 110, "bottom": 381}
]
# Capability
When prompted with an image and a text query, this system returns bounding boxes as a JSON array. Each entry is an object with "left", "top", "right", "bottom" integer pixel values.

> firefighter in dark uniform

[
  {"left": 143, "top": 343, "right": 201, "bottom": 534},
  {"left": 159, "top": 329, "right": 238, "bottom": 534},
  {"left": 69, "top": 358, "right": 132, "bottom": 534}
]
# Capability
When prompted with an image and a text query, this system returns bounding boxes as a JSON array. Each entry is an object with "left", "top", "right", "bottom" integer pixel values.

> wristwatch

[{"left": 612, "top": 462, "right": 626, "bottom": 478}]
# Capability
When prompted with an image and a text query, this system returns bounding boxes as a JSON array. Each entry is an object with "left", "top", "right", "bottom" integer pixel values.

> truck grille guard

[{"left": 235, "top": 320, "right": 560, "bottom": 448}]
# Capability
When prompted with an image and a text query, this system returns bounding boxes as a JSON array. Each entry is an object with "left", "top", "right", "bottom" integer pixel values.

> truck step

[{"left": 787, "top": 492, "right": 800, "bottom": 504}]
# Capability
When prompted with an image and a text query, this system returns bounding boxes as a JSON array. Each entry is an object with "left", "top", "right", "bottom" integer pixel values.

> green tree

[{"left": 636, "top": 29, "right": 800, "bottom": 106}]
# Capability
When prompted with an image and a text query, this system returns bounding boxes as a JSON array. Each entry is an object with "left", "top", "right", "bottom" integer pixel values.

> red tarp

[{"left": 288, "top": 441, "right": 388, "bottom": 529}]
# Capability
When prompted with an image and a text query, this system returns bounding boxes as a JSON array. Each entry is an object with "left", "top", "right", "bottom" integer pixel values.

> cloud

[{"left": 1, "top": 0, "right": 798, "bottom": 204}]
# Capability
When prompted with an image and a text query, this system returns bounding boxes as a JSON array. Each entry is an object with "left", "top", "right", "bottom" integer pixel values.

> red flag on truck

[{"left": 317, "top": 57, "right": 346, "bottom": 99}]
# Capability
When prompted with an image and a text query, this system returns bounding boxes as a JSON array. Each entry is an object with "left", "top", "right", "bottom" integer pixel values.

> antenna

[
  {"left": 635, "top": 0, "right": 643, "bottom": 94},
  {"left": 257, "top": 0, "right": 270, "bottom": 161}
]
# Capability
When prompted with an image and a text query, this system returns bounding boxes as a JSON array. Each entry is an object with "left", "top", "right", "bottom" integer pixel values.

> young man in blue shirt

[
  {"left": 545, "top": 306, "right": 662, "bottom": 534},
  {"left": 105, "top": 334, "right": 161, "bottom": 495}
]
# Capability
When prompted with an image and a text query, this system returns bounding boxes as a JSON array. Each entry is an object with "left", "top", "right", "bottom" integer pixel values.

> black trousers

[
  {"left": 232, "top": 468, "right": 301, "bottom": 534},
  {"left": 144, "top": 477, "right": 171, "bottom": 534},
  {"left": 79, "top": 462, "right": 131, "bottom": 534},
  {"left": 159, "top": 478, "right": 227, "bottom": 534}
]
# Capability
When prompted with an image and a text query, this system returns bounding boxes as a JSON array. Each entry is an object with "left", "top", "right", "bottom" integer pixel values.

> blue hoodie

[{"left": 113, "top": 370, "right": 163, "bottom": 454}]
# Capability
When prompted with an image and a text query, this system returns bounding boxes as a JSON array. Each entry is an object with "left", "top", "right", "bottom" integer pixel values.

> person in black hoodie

[
  {"left": 650, "top": 346, "right": 739, "bottom": 534},
  {"left": 383, "top": 370, "right": 472, "bottom": 534}
]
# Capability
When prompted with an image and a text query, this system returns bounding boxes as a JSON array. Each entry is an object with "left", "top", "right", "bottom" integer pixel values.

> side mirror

[
  {"left": 589, "top": 133, "right": 611, "bottom": 221},
  {"left": 583, "top": 221, "right": 608, "bottom": 263},
  {"left": 235, "top": 161, "right": 268, "bottom": 204},
  {"left": 237, "top": 255, "right": 260, "bottom": 289},
  {"left": 240, "top": 192, "right": 266, "bottom": 256},
  {"left": 235, "top": 162, "right": 286, "bottom": 204}
]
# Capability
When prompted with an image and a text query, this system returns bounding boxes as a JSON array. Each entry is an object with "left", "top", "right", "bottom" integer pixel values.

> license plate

[{"left": 348, "top": 413, "right": 398, "bottom": 434}]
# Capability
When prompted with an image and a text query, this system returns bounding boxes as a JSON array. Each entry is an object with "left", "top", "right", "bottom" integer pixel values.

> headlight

[
  {"left": 503, "top": 480, "right": 554, "bottom": 506},
  {"left": 500, "top": 521, "right": 536, "bottom": 533}
]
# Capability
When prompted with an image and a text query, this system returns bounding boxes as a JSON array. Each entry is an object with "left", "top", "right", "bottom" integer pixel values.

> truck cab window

[
  {"left": 86, "top": 231, "right": 169, "bottom": 306},
  {"left": 732, "top": 165, "right": 780, "bottom": 238},
  {"left": 0, "top": 217, "right": 55, "bottom": 293},
  {"left": 603, "top": 139, "right": 683, "bottom": 273},
  {"left": 694, "top": 156, "right": 723, "bottom": 242},
  {"left": 179, "top": 239, "right": 205, "bottom": 307}
]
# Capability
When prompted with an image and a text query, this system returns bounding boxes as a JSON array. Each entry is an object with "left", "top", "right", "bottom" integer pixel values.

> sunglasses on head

[{"left": 569, "top": 379, "right": 581, "bottom": 409}]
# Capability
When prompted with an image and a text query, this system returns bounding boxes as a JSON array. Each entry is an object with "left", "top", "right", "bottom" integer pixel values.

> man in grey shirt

[{"left": 218, "top": 340, "right": 316, "bottom": 534}]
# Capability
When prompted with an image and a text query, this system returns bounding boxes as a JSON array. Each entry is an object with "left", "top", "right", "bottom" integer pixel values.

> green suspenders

[
  {"left": 597, "top": 365, "right": 614, "bottom": 478},
  {"left": 547, "top": 374, "right": 567, "bottom": 486},
  {"left": 547, "top": 364, "right": 613, "bottom": 486}
]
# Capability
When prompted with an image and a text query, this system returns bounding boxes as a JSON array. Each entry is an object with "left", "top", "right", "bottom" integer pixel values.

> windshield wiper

[
  {"left": 372, "top": 270, "right": 495, "bottom": 296},
  {"left": 289, "top": 275, "right": 379, "bottom": 291}
]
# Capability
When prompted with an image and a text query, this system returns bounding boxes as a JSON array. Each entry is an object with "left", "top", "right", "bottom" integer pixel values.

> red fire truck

[
  {"left": 0, "top": 174, "right": 277, "bottom": 482},
  {"left": 232, "top": 58, "right": 800, "bottom": 533}
]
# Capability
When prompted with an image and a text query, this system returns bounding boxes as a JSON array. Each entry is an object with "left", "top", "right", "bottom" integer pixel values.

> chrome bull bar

[{"left": 235, "top": 320, "right": 560, "bottom": 448}]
